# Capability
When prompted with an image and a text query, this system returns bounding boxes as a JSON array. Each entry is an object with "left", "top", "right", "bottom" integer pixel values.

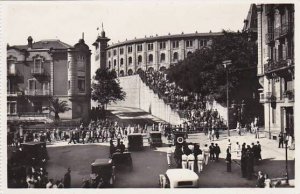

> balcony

[
  {"left": 31, "top": 68, "right": 47, "bottom": 77},
  {"left": 264, "top": 59, "right": 294, "bottom": 75},
  {"left": 274, "top": 22, "right": 293, "bottom": 40},
  {"left": 259, "top": 92, "right": 276, "bottom": 103},
  {"left": 283, "top": 90, "right": 294, "bottom": 102},
  {"left": 265, "top": 33, "right": 274, "bottom": 44},
  {"left": 25, "top": 89, "right": 50, "bottom": 96}
]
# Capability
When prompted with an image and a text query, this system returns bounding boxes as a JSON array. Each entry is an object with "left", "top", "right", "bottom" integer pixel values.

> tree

[
  {"left": 44, "top": 97, "right": 71, "bottom": 120},
  {"left": 91, "top": 68, "right": 126, "bottom": 109},
  {"left": 167, "top": 30, "right": 259, "bottom": 105}
]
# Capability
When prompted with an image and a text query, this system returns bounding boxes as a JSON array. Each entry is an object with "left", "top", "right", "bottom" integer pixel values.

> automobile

[
  {"left": 159, "top": 169, "right": 199, "bottom": 188},
  {"left": 91, "top": 158, "right": 116, "bottom": 187},
  {"left": 111, "top": 152, "right": 133, "bottom": 171},
  {"left": 172, "top": 131, "right": 186, "bottom": 146},
  {"left": 127, "top": 133, "right": 143, "bottom": 151},
  {"left": 21, "top": 142, "right": 49, "bottom": 166},
  {"left": 148, "top": 131, "right": 163, "bottom": 147}
]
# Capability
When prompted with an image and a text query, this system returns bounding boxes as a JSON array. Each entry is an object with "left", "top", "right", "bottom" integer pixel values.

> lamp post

[
  {"left": 223, "top": 60, "right": 232, "bottom": 137},
  {"left": 284, "top": 132, "right": 289, "bottom": 185}
]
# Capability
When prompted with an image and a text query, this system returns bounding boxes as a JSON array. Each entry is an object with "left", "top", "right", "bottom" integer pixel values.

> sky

[{"left": 3, "top": 1, "right": 251, "bottom": 73}]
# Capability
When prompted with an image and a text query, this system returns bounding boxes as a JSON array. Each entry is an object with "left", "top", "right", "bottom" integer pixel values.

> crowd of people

[{"left": 139, "top": 70, "right": 227, "bottom": 132}]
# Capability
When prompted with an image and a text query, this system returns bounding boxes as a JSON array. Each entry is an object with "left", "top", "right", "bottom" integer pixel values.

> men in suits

[
  {"left": 226, "top": 147, "right": 231, "bottom": 172},
  {"left": 209, "top": 143, "right": 215, "bottom": 161},
  {"left": 214, "top": 144, "right": 221, "bottom": 162},
  {"left": 63, "top": 168, "right": 71, "bottom": 188}
]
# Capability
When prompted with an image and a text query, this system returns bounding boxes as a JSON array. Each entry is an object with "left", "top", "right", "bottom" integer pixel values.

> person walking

[
  {"left": 187, "top": 153, "right": 195, "bottom": 171},
  {"left": 167, "top": 145, "right": 172, "bottom": 168},
  {"left": 209, "top": 143, "right": 215, "bottom": 161},
  {"left": 256, "top": 171, "right": 265, "bottom": 188},
  {"left": 241, "top": 146, "right": 247, "bottom": 178},
  {"left": 278, "top": 132, "right": 284, "bottom": 148},
  {"left": 203, "top": 144, "right": 209, "bottom": 165},
  {"left": 235, "top": 142, "right": 241, "bottom": 158},
  {"left": 226, "top": 147, "right": 231, "bottom": 172},
  {"left": 197, "top": 152, "right": 204, "bottom": 173},
  {"left": 181, "top": 153, "right": 188, "bottom": 169},
  {"left": 63, "top": 168, "right": 71, "bottom": 188},
  {"left": 214, "top": 144, "right": 221, "bottom": 162}
]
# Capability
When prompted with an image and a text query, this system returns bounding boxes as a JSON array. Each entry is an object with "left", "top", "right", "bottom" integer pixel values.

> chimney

[{"left": 27, "top": 36, "right": 33, "bottom": 48}]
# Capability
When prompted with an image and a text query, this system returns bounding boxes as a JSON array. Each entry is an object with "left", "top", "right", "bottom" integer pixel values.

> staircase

[{"left": 110, "top": 75, "right": 185, "bottom": 125}]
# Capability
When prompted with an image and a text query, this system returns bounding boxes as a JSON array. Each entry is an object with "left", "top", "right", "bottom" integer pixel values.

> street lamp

[
  {"left": 284, "top": 132, "right": 289, "bottom": 185},
  {"left": 223, "top": 60, "right": 232, "bottom": 136}
]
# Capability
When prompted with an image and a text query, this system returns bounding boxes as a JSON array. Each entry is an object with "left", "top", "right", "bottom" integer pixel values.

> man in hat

[{"left": 63, "top": 168, "right": 71, "bottom": 188}]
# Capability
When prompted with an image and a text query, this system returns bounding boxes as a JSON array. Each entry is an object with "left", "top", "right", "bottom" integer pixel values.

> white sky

[{"left": 3, "top": 1, "right": 251, "bottom": 73}]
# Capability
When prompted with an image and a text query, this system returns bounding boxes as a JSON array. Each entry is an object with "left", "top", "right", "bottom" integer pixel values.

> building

[
  {"left": 93, "top": 28, "right": 223, "bottom": 76},
  {"left": 7, "top": 36, "right": 91, "bottom": 124},
  {"left": 257, "top": 4, "right": 294, "bottom": 139}
]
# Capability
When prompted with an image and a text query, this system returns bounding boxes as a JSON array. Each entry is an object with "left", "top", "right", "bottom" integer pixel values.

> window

[
  {"left": 148, "top": 54, "right": 153, "bottom": 63},
  {"left": 128, "top": 57, "right": 132, "bottom": 65},
  {"left": 77, "top": 55, "right": 85, "bottom": 71},
  {"left": 200, "top": 40, "right": 207, "bottom": 47},
  {"left": 78, "top": 77, "right": 85, "bottom": 92},
  {"left": 120, "top": 48, "right": 124, "bottom": 55},
  {"left": 172, "top": 41, "right": 179, "bottom": 48},
  {"left": 120, "top": 58, "right": 124, "bottom": 66},
  {"left": 173, "top": 52, "right": 178, "bottom": 62},
  {"left": 137, "top": 44, "right": 143, "bottom": 52},
  {"left": 108, "top": 61, "right": 111, "bottom": 69},
  {"left": 114, "top": 59, "right": 117, "bottom": 67},
  {"left": 148, "top": 43, "right": 153, "bottom": 51},
  {"left": 186, "top": 40, "right": 193, "bottom": 47},
  {"left": 108, "top": 51, "right": 111, "bottom": 57},
  {"left": 8, "top": 59, "right": 16, "bottom": 75},
  {"left": 28, "top": 79, "right": 36, "bottom": 90},
  {"left": 128, "top": 46, "right": 132, "bottom": 53},
  {"left": 138, "top": 55, "right": 142, "bottom": 64},
  {"left": 159, "top": 42, "right": 166, "bottom": 50},
  {"left": 160, "top": 53, "right": 165, "bottom": 62},
  {"left": 113, "top": 49, "right": 117, "bottom": 56},
  {"left": 7, "top": 102, "right": 17, "bottom": 115},
  {"left": 68, "top": 80, "right": 70, "bottom": 90},
  {"left": 34, "top": 58, "right": 42, "bottom": 73}
]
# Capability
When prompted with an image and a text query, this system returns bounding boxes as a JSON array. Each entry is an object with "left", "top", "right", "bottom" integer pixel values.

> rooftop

[
  {"left": 106, "top": 31, "right": 223, "bottom": 49},
  {"left": 10, "top": 39, "right": 73, "bottom": 51}
]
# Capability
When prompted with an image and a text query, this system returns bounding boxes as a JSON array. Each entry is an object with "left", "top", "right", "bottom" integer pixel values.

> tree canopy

[
  {"left": 91, "top": 68, "right": 126, "bottom": 108},
  {"left": 44, "top": 97, "right": 71, "bottom": 120},
  {"left": 167, "top": 31, "right": 259, "bottom": 105}
]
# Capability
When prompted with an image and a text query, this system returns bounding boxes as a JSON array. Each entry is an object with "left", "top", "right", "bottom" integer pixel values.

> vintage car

[
  {"left": 172, "top": 131, "right": 186, "bottom": 146},
  {"left": 21, "top": 142, "right": 49, "bottom": 166},
  {"left": 111, "top": 152, "right": 133, "bottom": 171},
  {"left": 91, "top": 158, "right": 116, "bottom": 187},
  {"left": 127, "top": 133, "right": 143, "bottom": 151},
  {"left": 148, "top": 131, "right": 163, "bottom": 147},
  {"left": 159, "top": 169, "right": 199, "bottom": 188}
]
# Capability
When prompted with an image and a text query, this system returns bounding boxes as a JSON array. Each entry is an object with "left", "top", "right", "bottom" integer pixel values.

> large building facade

[
  {"left": 93, "top": 29, "right": 223, "bottom": 76},
  {"left": 7, "top": 36, "right": 91, "bottom": 124},
  {"left": 257, "top": 4, "right": 294, "bottom": 139}
]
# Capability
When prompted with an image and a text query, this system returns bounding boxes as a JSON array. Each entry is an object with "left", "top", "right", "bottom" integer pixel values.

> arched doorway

[
  {"left": 128, "top": 69, "right": 133, "bottom": 75},
  {"left": 136, "top": 68, "right": 144, "bottom": 75},
  {"left": 187, "top": 51, "right": 192, "bottom": 57},
  {"left": 119, "top": 70, "right": 124, "bottom": 77}
]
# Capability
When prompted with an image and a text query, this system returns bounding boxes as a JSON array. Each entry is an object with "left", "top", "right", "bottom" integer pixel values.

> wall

[{"left": 110, "top": 75, "right": 184, "bottom": 125}]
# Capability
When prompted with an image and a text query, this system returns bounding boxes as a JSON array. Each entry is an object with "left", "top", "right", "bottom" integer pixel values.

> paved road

[{"left": 44, "top": 106, "right": 294, "bottom": 188}]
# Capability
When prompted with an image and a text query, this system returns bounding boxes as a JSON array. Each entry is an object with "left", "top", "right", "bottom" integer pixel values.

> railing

[
  {"left": 25, "top": 89, "right": 50, "bottom": 96},
  {"left": 265, "top": 92, "right": 277, "bottom": 102},
  {"left": 31, "top": 68, "right": 45, "bottom": 75},
  {"left": 7, "top": 112, "right": 54, "bottom": 121},
  {"left": 265, "top": 32, "right": 274, "bottom": 44},
  {"left": 259, "top": 93, "right": 265, "bottom": 103},
  {"left": 264, "top": 59, "right": 294, "bottom": 74},
  {"left": 274, "top": 22, "right": 293, "bottom": 40},
  {"left": 283, "top": 90, "right": 294, "bottom": 102}
]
